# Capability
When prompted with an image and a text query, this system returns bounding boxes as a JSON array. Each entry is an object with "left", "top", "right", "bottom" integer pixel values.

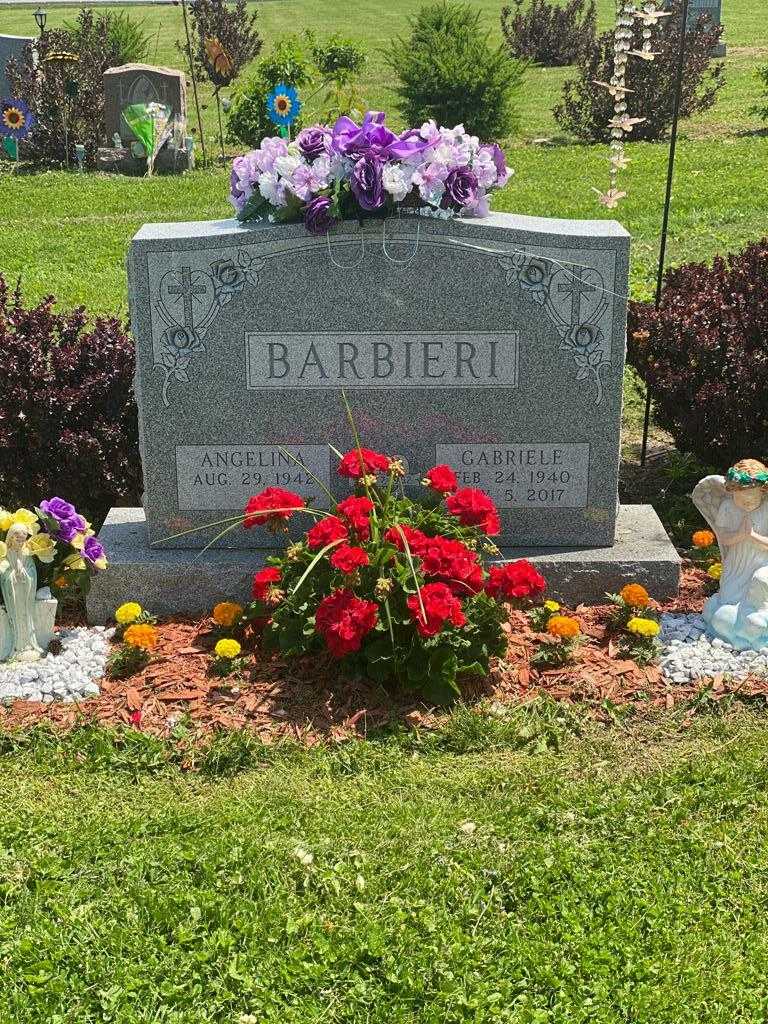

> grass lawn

[{"left": 4, "top": 707, "right": 768, "bottom": 1022}]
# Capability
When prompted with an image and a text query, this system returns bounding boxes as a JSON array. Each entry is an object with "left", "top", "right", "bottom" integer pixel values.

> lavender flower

[
  {"left": 441, "top": 167, "right": 479, "bottom": 211},
  {"left": 297, "top": 125, "right": 329, "bottom": 160},
  {"left": 39, "top": 497, "right": 77, "bottom": 523},
  {"left": 351, "top": 153, "right": 385, "bottom": 211},
  {"left": 303, "top": 196, "right": 339, "bottom": 235},
  {"left": 56, "top": 515, "right": 87, "bottom": 544},
  {"left": 83, "top": 535, "right": 107, "bottom": 568}
]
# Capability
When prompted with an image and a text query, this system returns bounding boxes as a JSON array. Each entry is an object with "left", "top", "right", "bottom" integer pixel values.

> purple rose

[
  {"left": 297, "top": 125, "right": 329, "bottom": 160},
  {"left": 56, "top": 514, "right": 87, "bottom": 544},
  {"left": 39, "top": 497, "right": 77, "bottom": 523},
  {"left": 83, "top": 535, "right": 106, "bottom": 566},
  {"left": 303, "top": 196, "right": 338, "bottom": 235},
  {"left": 441, "top": 167, "right": 479, "bottom": 211},
  {"left": 351, "top": 153, "right": 385, "bottom": 211}
]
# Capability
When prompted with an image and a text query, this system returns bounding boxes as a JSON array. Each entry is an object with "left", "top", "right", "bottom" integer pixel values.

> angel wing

[{"left": 692, "top": 475, "right": 727, "bottom": 537}]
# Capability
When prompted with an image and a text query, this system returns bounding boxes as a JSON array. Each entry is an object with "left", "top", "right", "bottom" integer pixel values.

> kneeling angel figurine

[{"left": 692, "top": 459, "right": 768, "bottom": 651}]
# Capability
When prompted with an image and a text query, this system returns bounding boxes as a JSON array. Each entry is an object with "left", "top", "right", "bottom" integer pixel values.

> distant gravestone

[
  {"left": 686, "top": 0, "right": 725, "bottom": 55},
  {"left": 0, "top": 35, "right": 34, "bottom": 101},
  {"left": 98, "top": 62, "right": 191, "bottom": 173},
  {"left": 103, "top": 62, "right": 187, "bottom": 143}
]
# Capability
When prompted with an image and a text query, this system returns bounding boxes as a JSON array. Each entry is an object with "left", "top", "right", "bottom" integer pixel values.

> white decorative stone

[
  {"left": 659, "top": 612, "right": 768, "bottom": 685},
  {"left": 0, "top": 627, "right": 109, "bottom": 702}
]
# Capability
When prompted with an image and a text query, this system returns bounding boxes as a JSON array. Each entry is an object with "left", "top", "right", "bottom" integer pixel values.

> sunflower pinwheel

[
  {"left": 0, "top": 98, "right": 35, "bottom": 141},
  {"left": 266, "top": 83, "right": 300, "bottom": 128}
]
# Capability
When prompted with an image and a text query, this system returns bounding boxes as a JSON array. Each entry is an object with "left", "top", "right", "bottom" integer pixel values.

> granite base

[{"left": 85, "top": 504, "right": 680, "bottom": 623}]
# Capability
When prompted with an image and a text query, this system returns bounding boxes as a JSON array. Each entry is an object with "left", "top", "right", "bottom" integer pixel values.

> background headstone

[
  {"left": 103, "top": 62, "right": 186, "bottom": 144},
  {"left": 126, "top": 213, "right": 631, "bottom": 552},
  {"left": 0, "top": 35, "right": 34, "bottom": 101},
  {"left": 686, "top": 0, "right": 725, "bottom": 55}
]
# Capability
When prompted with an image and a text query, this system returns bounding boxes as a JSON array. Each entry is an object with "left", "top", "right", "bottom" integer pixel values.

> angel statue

[
  {"left": 0, "top": 522, "right": 44, "bottom": 662},
  {"left": 692, "top": 459, "right": 768, "bottom": 651}
]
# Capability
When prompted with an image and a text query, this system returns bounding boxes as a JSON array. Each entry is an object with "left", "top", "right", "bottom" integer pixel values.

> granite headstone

[
  {"left": 126, "top": 212, "right": 630, "bottom": 552},
  {"left": 103, "top": 63, "right": 186, "bottom": 143},
  {"left": 0, "top": 35, "right": 34, "bottom": 101}
]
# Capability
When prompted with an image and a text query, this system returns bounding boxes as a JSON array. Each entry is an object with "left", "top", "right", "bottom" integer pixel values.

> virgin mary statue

[
  {"left": 693, "top": 459, "right": 768, "bottom": 650},
  {"left": 0, "top": 522, "right": 43, "bottom": 662}
]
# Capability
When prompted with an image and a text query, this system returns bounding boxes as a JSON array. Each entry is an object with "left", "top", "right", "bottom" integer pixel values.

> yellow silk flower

[
  {"left": 26, "top": 532, "right": 56, "bottom": 563},
  {"left": 0, "top": 508, "right": 40, "bottom": 535}
]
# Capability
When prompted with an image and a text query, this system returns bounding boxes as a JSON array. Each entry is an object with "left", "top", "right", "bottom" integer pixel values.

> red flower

[
  {"left": 419, "top": 535, "right": 484, "bottom": 595},
  {"left": 337, "top": 495, "right": 374, "bottom": 539},
  {"left": 337, "top": 447, "right": 391, "bottom": 479},
  {"left": 445, "top": 488, "right": 500, "bottom": 535},
  {"left": 485, "top": 559, "right": 546, "bottom": 602},
  {"left": 384, "top": 524, "right": 430, "bottom": 556},
  {"left": 244, "top": 487, "right": 305, "bottom": 528},
  {"left": 315, "top": 588, "right": 379, "bottom": 657},
  {"left": 252, "top": 565, "right": 281, "bottom": 601},
  {"left": 129, "top": 709, "right": 142, "bottom": 726},
  {"left": 424, "top": 464, "right": 458, "bottom": 495},
  {"left": 330, "top": 544, "right": 370, "bottom": 574},
  {"left": 407, "top": 582, "right": 467, "bottom": 638},
  {"left": 306, "top": 515, "right": 349, "bottom": 550}
]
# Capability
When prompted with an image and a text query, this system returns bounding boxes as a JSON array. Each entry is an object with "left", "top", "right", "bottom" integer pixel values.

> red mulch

[{"left": 3, "top": 566, "right": 767, "bottom": 743}]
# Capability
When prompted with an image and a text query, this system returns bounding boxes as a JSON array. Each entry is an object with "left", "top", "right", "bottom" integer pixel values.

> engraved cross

[
  {"left": 168, "top": 266, "right": 207, "bottom": 328},
  {"left": 557, "top": 267, "right": 596, "bottom": 324}
]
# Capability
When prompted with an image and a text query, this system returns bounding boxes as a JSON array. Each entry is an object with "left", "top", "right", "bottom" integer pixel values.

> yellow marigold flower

[
  {"left": 543, "top": 599, "right": 560, "bottom": 612},
  {"left": 215, "top": 637, "right": 241, "bottom": 659},
  {"left": 547, "top": 614, "right": 580, "bottom": 639},
  {"left": 115, "top": 602, "right": 143, "bottom": 624},
  {"left": 213, "top": 601, "right": 244, "bottom": 628},
  {"left": 627, "top": 616, "right": 660, "bottom": 638},
  {"left": 707, "top": 562, "right": 723, "bottom": 581},
  {"left": 620, "top": 583, "right": 650, "bottom": 608},
  {"left": 26, "top": 532, "right": 56, "bottom": 563},
  {"left": 692, "top": 529, "right": 716, "bottom": 549},
  {"left": 123, "top": 623, "right": 158, "bottom": 650}
]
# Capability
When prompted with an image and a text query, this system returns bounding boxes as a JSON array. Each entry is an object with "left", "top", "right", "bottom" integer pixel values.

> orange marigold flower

[
  {"left": 546, "top": 614, "right": 580, "bottom": 639},
  {"left": 212, "top": 601, "right": 244, "bottom": 627},
  {"left": 620, "top": 583, "right": 650, "bottom": 608},
  {"left": 692, "top": 529, "right": 716, "bottom": 549},
  {"left": 123, "top": 623, "right": 158, "bottom": 650}
]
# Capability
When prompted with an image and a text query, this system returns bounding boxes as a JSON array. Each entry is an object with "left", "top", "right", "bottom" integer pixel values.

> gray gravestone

[
  {"left": 103, "top": 62, "right": 186, "bottom": 143},
  {"left": 126, "top": 213, "right": 631, "bottom": 551},
  {"left": 0, "top": 35, "right": 34, "bottom": 101},
  {"left": 686, "top": 0, "right": 725, "bottom": 55}
]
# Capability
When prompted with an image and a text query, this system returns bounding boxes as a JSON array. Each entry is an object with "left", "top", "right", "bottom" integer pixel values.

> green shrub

[
  {"left": 307, "top": 30, "right": 368, "bottom": 121},
  {"left": 226, "top": 35, "right": 314, "bottom": 149},
  {"left": 385, "top": 1, "right": 526, "bottom": 141},
  {"left": 226, "top": 31, "right": 367, "bottom": 149},
  {"left": 65, "top": 9, "right": 150, "bottom": 65}
]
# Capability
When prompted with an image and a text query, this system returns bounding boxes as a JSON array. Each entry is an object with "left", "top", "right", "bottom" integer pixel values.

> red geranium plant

[{"left": 235, "top": 437, "right": 547, "bottom": 704}]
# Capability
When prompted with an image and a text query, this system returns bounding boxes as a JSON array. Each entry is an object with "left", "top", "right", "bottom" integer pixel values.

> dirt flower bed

[{"left": 2, "top": 567, "right": 765, "bottom": 743}]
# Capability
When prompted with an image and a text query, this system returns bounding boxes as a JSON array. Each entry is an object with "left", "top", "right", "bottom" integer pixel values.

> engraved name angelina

[{"left": 246, "top": 332, "right": 519, "bottom": 390}]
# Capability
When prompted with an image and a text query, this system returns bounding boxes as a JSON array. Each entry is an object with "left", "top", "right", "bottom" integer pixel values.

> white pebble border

[
  {"left": 660, "top": 612, "right": 768, "bottom": 684},
  {"left": 0, "top": 627, "right": 114, "bottom": 705}
]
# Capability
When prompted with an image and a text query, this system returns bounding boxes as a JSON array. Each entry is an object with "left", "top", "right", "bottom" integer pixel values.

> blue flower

[
  {"left": 266, "top": 83, "right": 301, "bottom": 127},
  {"left": 0, "top": 98, "right": 35, "bottom": 141}
]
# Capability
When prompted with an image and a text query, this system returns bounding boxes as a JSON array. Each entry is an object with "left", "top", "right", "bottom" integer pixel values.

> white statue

[
  {"left": 692, "top": 459, "right": 768, "bottom": 651},
  {"left": 0, "top": 523, "right": 44, "bottom": 662}
]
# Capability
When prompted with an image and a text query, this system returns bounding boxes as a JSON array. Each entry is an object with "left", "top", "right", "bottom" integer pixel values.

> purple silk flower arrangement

[{"left": 229, "top": 111, "right": 512, "bottom": 234}]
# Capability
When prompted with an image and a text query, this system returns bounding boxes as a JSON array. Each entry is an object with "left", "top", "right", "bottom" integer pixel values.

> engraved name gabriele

[{"left": 246, "top": 332, "right": 519, "bottom": 389}]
